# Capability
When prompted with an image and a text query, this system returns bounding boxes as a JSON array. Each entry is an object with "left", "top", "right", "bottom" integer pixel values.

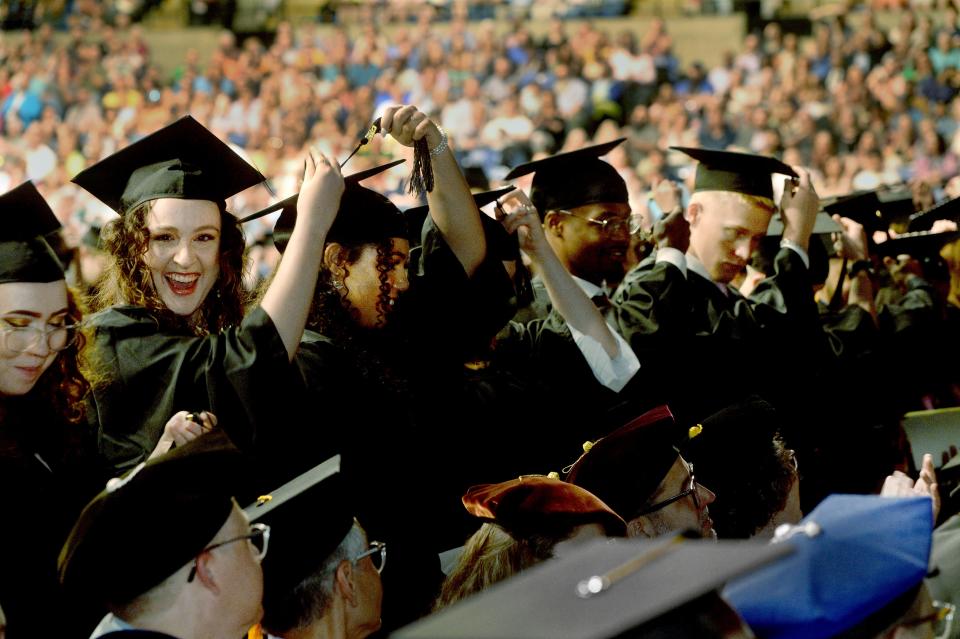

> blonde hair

[{"left": 689, "top": 190, "right": 777, "bottom": 216}]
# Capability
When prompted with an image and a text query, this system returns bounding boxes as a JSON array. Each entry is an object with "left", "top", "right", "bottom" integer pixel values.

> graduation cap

[
  {"left": 406, "top": 186, "right": 516, "bottom": 255},
  {"left": 240, "top": 160, "right": 406, "bottom": 254},
  {"left": 462, "top": 476, "right": 627, "bottom": 540},
  {"left": 724, "top": 494, "right": 933, "bottom": 639},
  {"left": 58, "top": 430, "right": 247, "bottom": 606},
  {"left": 71, "top": 115, "right": 266, "bottom": 214},
  {"left": 0, "top": 181, "right": 65, "bottom": 284},
  {"left": 670, "top": 147, "right": 798, "bottom": 201},
  {"left": 822, "top": 189, "right": 916, "bottom": 235},
  {"left": 392, "top": 536, "right": 791, "bottom": 639},
  {"left": 503, "top": 139, "right": 629, "bottom": 216},
  {"left": 907, "top": 195, "right": 960, "bottom": 232},
  {"left": 873, "top": 229, "right": 960, "bottom": 258},
  {"left": 245, "top": 455, "right": 355, "bottom": 628},
  {"left": 766, "top": 211, "right": 843, "bottom": 236},
  {"left": 565, "top": 405, "right": 679, "bottom": 522}
]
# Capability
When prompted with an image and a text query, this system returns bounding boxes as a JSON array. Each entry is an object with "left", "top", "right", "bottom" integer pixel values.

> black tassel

[{"left": 408, "top": 137, "right": 435, "bottom": 197}]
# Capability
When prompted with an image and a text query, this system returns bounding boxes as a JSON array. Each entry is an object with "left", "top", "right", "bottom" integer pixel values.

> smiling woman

[{"left": 73, "top": 116, "right": 344, "bottom": 473}]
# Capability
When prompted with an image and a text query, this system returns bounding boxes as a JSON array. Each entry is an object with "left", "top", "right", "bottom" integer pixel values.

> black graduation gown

[
  {"left": 88, "top": 305, "right": 292, "bottom": 473},
  {"left": 0, "top": 400, "right": 105, "bottom": 639},
  {"left": 285, "top": 241, "right": 515, "bottom": 632}
]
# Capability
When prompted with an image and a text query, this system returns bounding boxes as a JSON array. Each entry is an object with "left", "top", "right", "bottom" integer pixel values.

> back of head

[{"left": 58, "top": 430, "right": 246, "bottom": 610}]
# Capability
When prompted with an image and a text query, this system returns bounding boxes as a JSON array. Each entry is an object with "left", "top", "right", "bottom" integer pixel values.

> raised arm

[
  {"left": 260, "top": 149, "right": 344, "bottom": 359},
  {"left": 382, "top": 104, "right": 486, "bottom": 276},
  {"left": 500, "top": 189, "right": 621, "bottom": 358}
]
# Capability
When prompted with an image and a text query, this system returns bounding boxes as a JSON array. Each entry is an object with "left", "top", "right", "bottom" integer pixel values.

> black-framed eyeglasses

[
  {"left": 902, "top": 600, "right": 955, "bottom": 639},
  {"left": 187, "top": 522, "right": 270, "bottom": 582},
  {"left": 0, "top": 318, "right": 81, "bottom": 353},
  {"left": 632, "top": 463, "right": 700, "bottom": 519},
  {"left": 555, "top": 210, "right": 643, "bottom": 236},
  {"left": 352, "top": 540, "right": 387, "bottom": 574}
]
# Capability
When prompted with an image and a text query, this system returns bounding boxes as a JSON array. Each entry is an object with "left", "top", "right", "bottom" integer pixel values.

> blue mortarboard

[{"left": 724, "top": 494, "right": 933, "bottom": 639}]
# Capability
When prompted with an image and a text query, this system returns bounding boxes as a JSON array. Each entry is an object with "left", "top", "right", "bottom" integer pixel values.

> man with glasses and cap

[
  {"left": 565, "top": 404, "right": 718, "bottom": 540},
  {"left": 248, "top": 455, "right": 385, "bottom": 639},
  {"left": 59, "top": 431, "right": 268, "bottom": 639}
]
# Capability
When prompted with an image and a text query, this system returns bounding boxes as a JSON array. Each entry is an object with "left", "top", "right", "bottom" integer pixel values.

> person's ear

[
  {"left": 543, "top": 211, "right": 563, "bottom": 239},
  {"left": 627, "top": 517, "right": 655, "bottom": 539},
  {"left": 336, "top": 560, "right": 357, "bottom": 607},
  {"left": 192, "top": 553, "right": 221, "bottom": 596},
  {"left": 324, "top": 242, "right": 346, "bottom": 277},
  {"left": 685, "top": 201, "right": 702, "bottom": 227}
]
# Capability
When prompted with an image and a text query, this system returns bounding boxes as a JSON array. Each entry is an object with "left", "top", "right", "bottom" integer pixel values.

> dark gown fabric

[
  {"left": 610, "top": 248, "right": 872, "bottom": 507},
  {"left": 0, "top": 398, "right": 105, "bottom": 639},
  {"left": 87, "top": 305, "right": 291, "bottom": 473},
  {"left": 280, "top": 238, "right": 515, "bottom": 633}
]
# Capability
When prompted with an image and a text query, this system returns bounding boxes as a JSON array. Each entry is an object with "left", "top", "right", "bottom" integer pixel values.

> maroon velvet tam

[{"left": 463, "top": 476, "right": 626, "bottom": 539}]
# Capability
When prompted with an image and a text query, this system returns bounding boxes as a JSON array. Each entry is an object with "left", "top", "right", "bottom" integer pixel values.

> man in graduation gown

[{"left": 609, "top": 148, "right": 847, "bottom": 505}]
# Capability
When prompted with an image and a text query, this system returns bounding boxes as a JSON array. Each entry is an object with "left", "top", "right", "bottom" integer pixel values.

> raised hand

[
  {"left": 296, "top": 147, "right": 345, "bottom": 238},
  {"left": 381, "top": 104, "right": 443, "bottom": 150}
]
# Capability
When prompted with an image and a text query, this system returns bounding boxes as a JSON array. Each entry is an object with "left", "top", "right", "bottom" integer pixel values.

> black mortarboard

[
  {"left": 0, "top": 181, "right": 64, "bottom": 284},
  {"left": 766, "top": 211, "right": 843, "bottom": 236},
  {"left": 565, "top": 405, "right": 679, "bottom": 521},
  {"left": 392, "top": 536, "right": 791, "bottom": 639},
  {"left": 71, "top": 116, "right": 266, "bottom": 214},
  {"left": 670, "top": 147, "right": 798, "bottom": 201},
  {"left": 874, "top": 229, "right": 960, "bottom": 258},
  {"left": 462, "top": 476, "right": 627, "bottom": 539},
  {"left": 58, "top": 431, "right": 246, "bottom": 606},
  {"left": 405, "top": 186, "right": 515, "bottom": 252},
  {"left": 907, "top": 195, "right": 960, "bottom": 232},
  {"left": 504, "top": 139, "right": 629, "bottom": 216},
  {"left": 240, "top": 160, "right": 406, "bottom": 254},
  {"left": 823, "top": 189, "right": 918, "bottom": 236},
  {"left": 245, "top": 455, "right": 354, "bottom": 622}
]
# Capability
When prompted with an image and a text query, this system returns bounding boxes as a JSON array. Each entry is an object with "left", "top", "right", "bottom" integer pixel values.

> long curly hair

[
  {"left": 28, "top": 286, "right": 90, "bottom": 425},
  {"left": 255, "top": 238, "right": 406, "bottom": 390},
  {"left": 91, "top": 199, "right": 249, "bottom": 335}
]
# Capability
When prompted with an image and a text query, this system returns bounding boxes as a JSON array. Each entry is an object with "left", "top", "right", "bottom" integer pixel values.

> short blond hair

[{"left": 690, "top": 190, "right": 777, "bottom": 216}]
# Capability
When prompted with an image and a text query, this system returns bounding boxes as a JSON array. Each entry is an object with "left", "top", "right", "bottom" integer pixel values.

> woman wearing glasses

[{"left": 0, "top": 182, "right": 102, "bottom": 638}]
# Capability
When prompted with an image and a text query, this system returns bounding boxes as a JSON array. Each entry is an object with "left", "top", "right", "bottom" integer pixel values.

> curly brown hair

[
  {"left": 91, "top": 199, "right": 249, "bottom": 334},
  {"left": 29, "top": 286, "right": 91, "bottom": 424}
]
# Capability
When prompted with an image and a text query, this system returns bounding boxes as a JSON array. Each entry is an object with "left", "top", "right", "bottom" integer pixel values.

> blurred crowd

[{"left": 3, "top": 3, "right": 960, "bottom": 285}]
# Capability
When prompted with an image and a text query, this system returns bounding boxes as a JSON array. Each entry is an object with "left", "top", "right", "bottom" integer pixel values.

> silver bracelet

[{"left": 429, "top": 126, "right": 448, "bottom": 157}]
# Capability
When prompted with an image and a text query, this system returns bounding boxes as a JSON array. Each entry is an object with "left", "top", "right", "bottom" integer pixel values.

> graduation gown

[
  {"left": 88, "top": 305, "right": 292, "bottom": 473},
  {"left": 285, "top": 237, "right": 515, "bottom": 631},
  {"left": 0, "top": 400, "right": 105, "bottom": 639}
]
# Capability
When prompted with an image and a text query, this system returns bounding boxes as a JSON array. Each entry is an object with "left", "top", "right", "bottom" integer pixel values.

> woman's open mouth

[{"left": 165, "top": 272, "right": 200, "bottom": 296}]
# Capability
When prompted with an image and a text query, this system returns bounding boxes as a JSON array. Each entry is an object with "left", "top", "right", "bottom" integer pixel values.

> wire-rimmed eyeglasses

[
  {"left": 555, "top": 210, "right": 643, "bottom": 236},
  {"left": 0, "top": 318, "right": 81, "bottom": 353},
  {"left": 631, "top": 463, "right": 700, "bottom": 519},
  {"left": 352, "top": 540, "right": 387, "bottom": 574},
  {"left": 187, "top": 523, "right": 270, "bottom": 582}
]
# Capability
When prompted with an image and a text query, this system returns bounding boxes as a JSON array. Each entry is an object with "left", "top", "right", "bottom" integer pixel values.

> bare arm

[
  {"left": 260, "top": 149, "right": 344, "bottom": 360},
  {"left": 382, "top": 104, "right": 486, "bottom": 276},
  {"left": 500, "top": 189, "right": 620, "bottom": 358}
]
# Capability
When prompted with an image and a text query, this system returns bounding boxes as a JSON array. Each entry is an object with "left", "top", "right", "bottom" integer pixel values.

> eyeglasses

[
  {"left": 352, "top": 540, "right": 387, "bottom": 574},
  {"left": 902, "top": 600, "right": 955, "bottom": 639},
  {"left": 187, "top": 523, "right": 271, "bottom": 582},
  {"left": 0, "top": 318, "right": 80, "bottom": 353},
  {"left": 555, "top": 210, "right": 643, "bottom": 236},
  {"left": 632, "top": 464, "right": 700, "bottom": 519}
]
